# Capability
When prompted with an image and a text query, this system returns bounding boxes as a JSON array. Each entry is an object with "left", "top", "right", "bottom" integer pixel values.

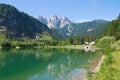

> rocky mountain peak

[
  {"left": 62, "top": 17, "right": 69, "bottom": 21},
  {"left": 37, "top": 15, "right": 72, "bottom": 29},
  {"left": 37, "top": 16, "right": 47, "bottom": 24},
  {"left": 46, "top": 17, "right": 51, "bottom": 22}
]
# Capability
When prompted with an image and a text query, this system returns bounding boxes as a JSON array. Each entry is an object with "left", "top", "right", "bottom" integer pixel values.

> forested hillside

[
  {"left": 58, "top": 20, "right": 108, "bottom": 38},
  {"left": 104, "top": 15, "right": 120, "bottom": 40},
  {"left": 0, "top": 4, "right": 51, "bottom": 38}
]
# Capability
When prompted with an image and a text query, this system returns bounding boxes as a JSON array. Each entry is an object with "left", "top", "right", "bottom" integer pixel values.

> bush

[
  {"left": 1, "top": 41, "right": 12, "bottom": 48},
  {"left": 17, "top": 42, "right": 38, "bottom": 48},
  {"left": 96, "top": 36, "right": 115, "bottom": 53}
]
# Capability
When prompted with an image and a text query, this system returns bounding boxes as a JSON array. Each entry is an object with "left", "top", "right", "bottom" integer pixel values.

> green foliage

[
  {"left": 96, "top": 36, "right": 115, "bottom": 53},
  {"left": 0, "top": 33, "right": 6, "bottom": 45},
  {"left": 0, "top": 33, "right": 12, "bottom": 48},
  {"left": 104, "top": 15, "right": 120, "bottom": 40},
  {"left": 88, "top": 51, "right": 120, "bottom": 80},
  {"left": 51, "top": 28, "right": 64, "bottom": 40},
  {"left": 16, "top": 42, "right": 37, "bottom": 48},
  {"left": 1, "top": 41, "right": 12, "bottom": 48},
  {"left": 58, "top": 20, "right": 108, "bottom": 38},
  {"left": 53, "top": 35, "right": 97, "bottom": 46},
  {"left": 65, "top": 35, "right": 97, "bottom": 45},
  {"left": 0, "top": 4, "right": 51, "bottom": 38}
]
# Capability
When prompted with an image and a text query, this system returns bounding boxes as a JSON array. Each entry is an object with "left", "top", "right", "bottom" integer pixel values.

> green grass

[
  {"left": 87, "top": 37, "right": 120, "bottom": 80},
  {"left": 87, "top": 50, "right": 120, "bottom": 80}
]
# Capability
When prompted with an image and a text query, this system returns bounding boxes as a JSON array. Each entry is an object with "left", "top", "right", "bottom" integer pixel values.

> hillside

[
  {"left": 0, "top": 4, "right": 51, "bottom": 38},
  {"left": 104, "top": 15, "right": 120, "bottom": 40},
  {"left": 58, "top": 19, "right": 108, "bottom": 38},
  {"left": 37, "top": 15, "right": 108, "bottom": 38}
]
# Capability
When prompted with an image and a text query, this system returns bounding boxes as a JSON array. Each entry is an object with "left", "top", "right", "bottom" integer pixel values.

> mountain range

[
  {"left": 37, "top": 15, "right": 108, "bottom": 38},
  {"left": 37, "top": 15, "right": 72, "bottom": 29},
  {"left": 0, "top": 4, "right": 109, "bottom": 39}
]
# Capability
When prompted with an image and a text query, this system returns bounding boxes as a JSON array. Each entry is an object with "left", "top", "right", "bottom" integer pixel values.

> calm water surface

[{"left": 0, "top": 48, "right": 98, "bottom": 80}]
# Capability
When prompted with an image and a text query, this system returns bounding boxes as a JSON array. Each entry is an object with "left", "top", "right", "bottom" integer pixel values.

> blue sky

[{"left": 0, "top": 0, "right": 120, "bottom": 22}]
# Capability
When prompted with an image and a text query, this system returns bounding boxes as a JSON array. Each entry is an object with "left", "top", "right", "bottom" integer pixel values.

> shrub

[
  {"left": 1, "top": 41, "right": 12, "bottom": 48},
  {"left": 96, "top": 36, "right": 115, "bottom": 53}
]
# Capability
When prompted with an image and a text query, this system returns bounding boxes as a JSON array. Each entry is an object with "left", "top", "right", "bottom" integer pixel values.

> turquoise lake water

[{"left": 0, "top": 48, "right": 98, "bottom": 80}]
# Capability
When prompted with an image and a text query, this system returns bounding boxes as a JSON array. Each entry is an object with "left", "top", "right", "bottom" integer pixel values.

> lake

[{"left": 0, "top": 48, "right": 98, "bottom": 80}]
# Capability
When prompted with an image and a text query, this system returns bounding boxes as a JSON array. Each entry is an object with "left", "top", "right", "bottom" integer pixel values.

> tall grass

[
  {"left": 87, "top": 36, "right": 120, "bottom": 80},
  {"left": 88, "top": 51, "right": 120, "bottom": 80}
]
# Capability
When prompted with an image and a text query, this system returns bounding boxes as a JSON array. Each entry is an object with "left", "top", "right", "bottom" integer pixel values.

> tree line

[{"left": 104, "top": 15, "right": 120, "bottom": 40}]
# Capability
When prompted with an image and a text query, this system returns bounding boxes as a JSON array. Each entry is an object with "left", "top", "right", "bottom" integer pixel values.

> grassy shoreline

[
  {"left": 87, "top": 51, "right": 120, "bottom": 80},
  {"left": 45, "top": 45, "right": 83, "bottom": 49},
  {"left": 87, "top": 40, "right": 120, "bottom": 80},
  {"left": 0, "top": 45, "right": 97, "bottom": 50},
  {"left": 88, "top": 55, "right": 105, "bottom": 73}
]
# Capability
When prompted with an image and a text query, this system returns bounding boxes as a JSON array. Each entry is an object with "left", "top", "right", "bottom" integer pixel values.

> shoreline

[
  {"left": 0, "top": 45, "right": 99, "bottom": 51},
  {"left": 84, "top": 55, "right": 105, "bottom": 80},
  {"left": 93, "top": 55, "right": 105, "bottom": 73},
  {"left": 46, "top": 45, "right": 83, "bottom": 49},
  {"left": 89, "top": 55, "right": 105, "bottom": 73},
  {"left": 45, "top": 45, "right": 99, "bottom": 50}
]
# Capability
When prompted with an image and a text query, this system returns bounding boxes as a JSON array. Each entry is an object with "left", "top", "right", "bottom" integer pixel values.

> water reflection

[{"left": 0, "top": 48, "right": 97, "bottom": 80}]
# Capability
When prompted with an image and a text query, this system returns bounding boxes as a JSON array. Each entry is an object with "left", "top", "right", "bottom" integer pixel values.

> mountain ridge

[
  {"left": 37, "top": 15, "right": 72, "bottom": 29},
  {"left": 37, "top": 15, "right": 108, "bottom": 38},
  {"left": 59, "top": 19, "right": 108, "bottom": 38},
  {"left": 0, "top": 3, "right": 51, "bottom": 38},
  {"left": 0, "top": 3, "right": 109, "bottom": 39}
]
